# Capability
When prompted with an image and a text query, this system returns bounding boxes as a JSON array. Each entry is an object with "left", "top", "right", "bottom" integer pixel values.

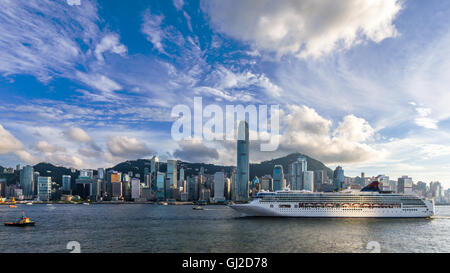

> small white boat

[
  {"left": 82, "top": 203, "right": 90, "bottom": 205},
  {"left": 26, "top": 202, "right": 33, "bottom": 206}
]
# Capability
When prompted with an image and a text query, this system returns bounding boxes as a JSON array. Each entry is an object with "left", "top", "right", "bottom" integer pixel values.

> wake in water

[{"left": 431, "top": 216, "right": 450, "bottom": 219}]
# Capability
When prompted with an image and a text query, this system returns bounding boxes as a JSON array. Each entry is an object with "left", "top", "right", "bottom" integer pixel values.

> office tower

[
  {"left": 314, "top": 170, "right": 326, "bottom": 192},
  {"left": 0, "top": 179, "right": 6, "bottom": 197},
  {"left": 251, "top": 176, "right": 259, "bottom": 197},
  {"left": 62, "top": 175, "right": 71, "bottom": 192},
  {"left": 111, "top": 181, "right": 122, "bottom": 198},
  {"left": 37, "top": 176, "right": 52, "bottom": 201},
  {"left": 236, "top": 120, "right": 249, "bottom": 202},
  {"left": 20, "top": 165, "right": 34, "bottom": 199},
  {"left": 131, "top": 178, "right": 141, "bottom": 200},
  {"left": 156, "top": 172, "right": 166, "bottom": 200},
  {"left": 97, "top": 168, "right": 105, "bottom": 180},
  {"left": 272, "top": 165, "right": 285, "bottom": 191},
  {"left": 333, "top": 166, "right": 344, "bottom": 191},
  {"left": 143, "top": 167, "right": 150, "bottom": 188},
  {"left": 289, "top": 156, "right": 307, "bottom": 190},
  {"left": 303, "top": 171, "right": 314, "bottom": 191},
  {"left": 166, "top": 160, "right": 178, "bottom": 189},
  {"left": 230, "top": 169, "right": 237, "bottom": 201},
  {"left": 150, "top": 156, "right": 159, "bottom": 190},
  {"left": 179, "top": 168, "right": 185, "bottom": 190},
  {"left": 398, "top": 176, "right": 413, "bottom": 194},
  {"left": 33, "top": 172, "right": 40, "bottom": 195},
  {"left": 376, "top": 175, "right": 390, "bottom": 191},
  {"left": 79, "top": 169, "right": 93, "bottom": 179},
  {"left": 213, "top": 172, "right": 225, "bottom": 203},
  {"left": 260, "top": 175, "right": 273, "bottom": 191}
]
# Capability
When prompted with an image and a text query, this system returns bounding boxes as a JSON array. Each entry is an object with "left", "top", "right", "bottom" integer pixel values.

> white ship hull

[{"left": 230, "top": 202, "right": 434, "bottom": 218}]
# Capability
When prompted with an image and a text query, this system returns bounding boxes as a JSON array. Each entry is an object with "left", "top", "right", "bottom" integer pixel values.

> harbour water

[{"left": 1, "top": 204, "right": 450, "bottom": 253}]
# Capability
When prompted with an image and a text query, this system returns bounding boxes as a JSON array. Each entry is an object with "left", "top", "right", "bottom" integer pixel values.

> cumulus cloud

[
  {"left": 0, "top": 124, "right": 38, "bottom": 164},
  {"left": 0, "top": 124, "right": 24, "bottom": 153},
  {"left": 277, "top": 105, "right": 380, "bottom": 164},
  {"left": 64, "top": 127, "right": 93, "bottom": 143},
  {"left": 107, "top": 135, "right": 153, "bottom": 158},
  {"left": 94, "top": 34, "right": 127, "bottom": 63},
  {"left": 414, "top": 107, "right": 438, "bottom": 129},
  {"left": 202, "top": 0, "right": 402, "bottom": 58},
  {"left": 173, "top": 141, "right": 220, "bottom": 163},
  {"left": 48, "top": 153, "right": 84, "bottom": 169},
  {"left": 35, "top": 141, "right": 66, "bottom": 153}
]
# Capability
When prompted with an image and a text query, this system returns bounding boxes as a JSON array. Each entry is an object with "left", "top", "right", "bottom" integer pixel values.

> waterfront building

[
  {"left": 289, "top": 156, "right": 307, "bottom": 190},
  {"left": 97, "top": 168, "right": 105, "bottom": 180},
  {"left": 167, "top": 160, "right": 178, "bottom": 189},
  {"left": 37, "top": 176, "right": 52, "bottom": 201},
  {"left": 80, "top": 169, "right": 93, "bottom": 179},
  {"left": 236, "top": 120, "right": 249, "bottom": 202},
  {"left": 131, "top": 178, "right": 141, "bottom": 200},
  {"left": 260, "top": 175, "right": 273, "bottom": 192},
  {"left": 314, "top": 170, "right": 326, "bottom": 192},
  {"left": 62, "top": 175, "right": 71, "bottom": 192},
  {"left": 111, "top": 181, "right": 122, "bottom": 198},
  {"left": 272, "top": 165, "right": 285, "bottom": 191},
  {"left": 179, "top": 167, "right": 185, "bottom": 190},
  {"left": 150, "top": 156, "right": 159, "bottom": 190},
  {"left": 156, "top": 172, "right": 166, "bottom": 200},
  {"left": 0, "top": 179, "right": 6, "bottom": 197},
  {"left": 333, "top": 166, "right": 344, "bottom": 191},
  {"left": 397, "top": 176, "right": 413, "bottom": 194},
  {"left": 20, "top": 165, "right": 34, "bottom": 199},
  {"left": 213, "top": 172, "right": 225, "bottom": 203},
  {"left": 303, "top": 171, "right": 314, "bottom": 192}
]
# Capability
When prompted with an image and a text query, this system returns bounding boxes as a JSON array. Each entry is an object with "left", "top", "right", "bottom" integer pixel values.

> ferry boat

[
  {"left": 230, "top": 181, "right": 435, "bottom": 218},
  {"left": 9, "top": 197, "right": 17, "bottom": 208}
]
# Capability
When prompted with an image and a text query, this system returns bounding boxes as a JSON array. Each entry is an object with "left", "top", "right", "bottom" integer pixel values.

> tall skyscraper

[
  {"left": 260, "top": 175, "right": 273, "bottom": 191},
  {"left": 131, "top": 178, "right": 141, "bottom": 200},
  {"left": 314, "top": 170, "right": 326, "bottom": 192},
  {"left": 289, "top": 156, "right": 307, "bottom": 190},
  {"left": 20, "top": 165, "right": 34, "bottom": 199},
  {"left": 213, "top": 172, "right": 225, "bottom": 202},
  {"left": 303, "top": 171, "right": 314, "bottom": 191},
  {"left": 179, "top": 167, "right": 185, "bottom": 189},
  {"left": 236, "top": 120, "right": 249, "bottom": 202},
  {"left": 62, "top": 175, "right": 71, "bottom": 192},
  {"left": 333, "top": 166, "right": 344, "bottom": 191},
  {"left": 398, "top": 176, "right": 413, "bottom": 194},
  {"left": 37, "top": 176, "right": 52, "bottom": 201},
  {"left": 156, "top": 172, "right": 166, "bottom": 201},
  {"left": 166, "top": 160, "right": 178, "bottom": 190},
  {"left": 273, "top": 165, "right": 285, "bottom": 191},
  {"left": 150, "top": 156, "right": 159, "bottom": 190},
  {"left": 97, "top": 168, "right": 105, "bottom": 180}
]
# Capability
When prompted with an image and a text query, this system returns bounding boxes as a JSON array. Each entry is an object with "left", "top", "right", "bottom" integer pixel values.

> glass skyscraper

[
  {"left": 20, "top": 165, "right": 34, "bottom": 198},
  {"left": 289, "top": 156, "right": 307, "bottom": 190},
  {"left": 236, "top": 120, "right": 249, "bottom": 202},
  {"left": 333, "top": 166, "right": 345, "bottom": 191},
  {"left": 166, "top": 160, "right": 178, "bottom": 189},
  {"left": 272, "top": 165, "right": 285, "bottom": 191}
]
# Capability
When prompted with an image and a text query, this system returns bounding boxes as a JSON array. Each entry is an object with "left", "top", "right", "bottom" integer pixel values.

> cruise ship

[{"left": 230, "top": 181, "right": 435, "bottom": 218}]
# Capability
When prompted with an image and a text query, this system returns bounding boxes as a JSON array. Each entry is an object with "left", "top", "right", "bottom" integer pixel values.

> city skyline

[{"left": 2, "top": 1, "right": 450, "bottom": 186}]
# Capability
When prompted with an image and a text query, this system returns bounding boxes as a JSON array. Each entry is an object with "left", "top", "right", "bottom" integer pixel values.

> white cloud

[
  {"left": 278, "top": 105, "right": 380, "bottom": 164},
  {"left": 76, "top": 71, "right": 122, "bottom": 94},
  {"left": 67, "top": 0, "right": 82, "bottom": 6},
  {"left": 173, "top": 0, "right": 184, "bottom": 11},
  {"left": 107, "top": 135, "right": 153, "bottom": 158},
  {"left": 0, "top": 124, "right": 24, "bottom": 153},
  {"left": 142, "top": 11, "right": 167, "bottom": 54},
  {"left": 64, "top": 127, "right": 93, "bottom": 143},
  {"left": 94, "top": 34, "right": 127, "bottom": 63},
  {"left": 35, "top": 141, "right": 66, "bottom": 153},
  {"left": 173, "top": 140, "right": 219, "bottom": 163},
  {"left": 414, "top": 107, "right": 438, "bottom": 129},
  {"left": 202, "top": 0, "right": 401, "bottom": 58},
  {"left": 0, "top": 0, "right": 98, "bottom": 81},
  {"left": 0, "top": 124, "right": 38, "bottom": 164}
]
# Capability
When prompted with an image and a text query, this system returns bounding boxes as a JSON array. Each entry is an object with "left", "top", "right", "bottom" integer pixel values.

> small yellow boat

[{"left": 9, "top": 197, "right": 17, "bottom": 208}]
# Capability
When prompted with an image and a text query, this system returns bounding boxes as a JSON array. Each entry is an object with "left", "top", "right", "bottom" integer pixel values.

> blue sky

[{"left": 1, "top": 0, "right": 450, "bottom": 186}]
